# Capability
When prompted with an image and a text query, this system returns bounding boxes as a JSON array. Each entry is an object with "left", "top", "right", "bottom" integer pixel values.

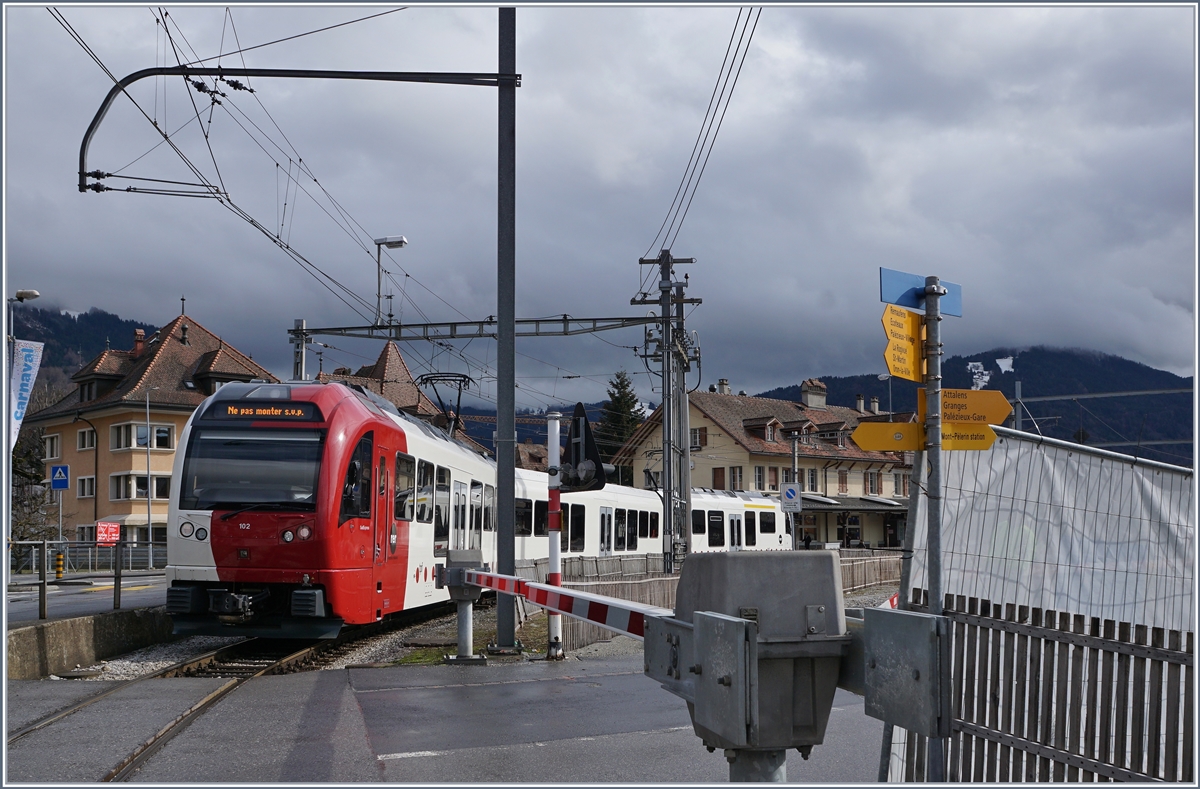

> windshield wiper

[{"left": 218, "top": 503, "right": 292, "bottom": 521}]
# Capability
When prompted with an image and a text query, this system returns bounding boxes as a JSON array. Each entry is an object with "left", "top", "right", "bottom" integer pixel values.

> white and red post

[{"left": 546, "top": 412, "right": 565, "bottom": 659}]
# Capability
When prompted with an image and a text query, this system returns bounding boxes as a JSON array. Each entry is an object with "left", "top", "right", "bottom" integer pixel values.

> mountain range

[{"left": 15, "top": 304, "right": 1192, "bottom": 467}]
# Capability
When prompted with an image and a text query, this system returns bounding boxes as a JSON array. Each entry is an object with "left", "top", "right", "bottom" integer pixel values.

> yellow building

[
  {"left": 25, "top": 314, "right": 277, "bottom": 544},
  {"left": 613, "top": 378, "right": 914, "bottom": 547}
]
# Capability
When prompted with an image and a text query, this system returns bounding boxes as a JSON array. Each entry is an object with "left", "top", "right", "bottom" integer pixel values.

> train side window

[
  {"left": 560, "top": 503, "right": 569, "bottom": 552},
  {"left": 649, "top": 511, "right": 659, "bottom": 539},
  {"left": 627, "top": 511, "right": 638, "bottom": 551},
  {"left": 339, "top": 432, "right": 373, "bottom": 523},
  {"left": 434, "top": 467, "right": 451, "bottom": 546},
  {"left": 484, "top": 484, "right": 495, "bottom": 531},
  {"left": 707, "top": 510, "right": 725, "bottom": 547},
  {"left": 416, "top": 460, "right": 434, "bottom": 523},
  {"left": 638, "top": 511, "right": 649, "bottom": 539},
  {"left": 692, "top": 509, "right": 706, "bottom": 534},
  {"left": 534, "top": 500, "right": 548, "bottom": 537},
  {"left": 470, "top": 479, "right": 484, "bottom": 534},
  {"left": 760, "top": 511, "right": 776, "bottom": 533},
  {"left": 395, "top": 453, "right": 415, "bottom": 521},
  {"left": 515, "top": 498, "right": 533, "bottom": 536},
  {"left": 570, "top": 504, "right": 586, "bottom": 552},
  {"left": 615, "top": 509, "right": 627, "bottom": 551},
  {"left": 745, "top": 512, "right": 757, "bottom": 546}
]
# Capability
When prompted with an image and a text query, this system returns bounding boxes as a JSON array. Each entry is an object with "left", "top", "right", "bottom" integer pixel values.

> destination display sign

[
  {"left": 211, "top": 402, "right": 319, "bottom": 421},
  {"left": 881, "top": 304, "right": 923, "bottom": 382}
]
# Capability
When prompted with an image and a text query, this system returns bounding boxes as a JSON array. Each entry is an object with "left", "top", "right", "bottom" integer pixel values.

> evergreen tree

[{"left": 595, "top": 370, "right": 645, "bottom": 486}]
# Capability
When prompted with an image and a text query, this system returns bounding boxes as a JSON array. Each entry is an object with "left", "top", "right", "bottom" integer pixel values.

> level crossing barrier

[{"left": 446, "top": 550, "right": 948, "bottom": 783}]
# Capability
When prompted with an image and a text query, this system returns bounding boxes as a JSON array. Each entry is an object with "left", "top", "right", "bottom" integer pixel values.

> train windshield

[{"left": 180, "top": 429, "right": 324, "bottom": 510}]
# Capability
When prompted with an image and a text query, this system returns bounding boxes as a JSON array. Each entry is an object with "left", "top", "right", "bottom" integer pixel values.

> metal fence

[
  {"left": 9, "top": 541, "right": 168, "bottom": 575},
  {"left": 887, "top": 428, "right": 1194, "bottom": 782}
]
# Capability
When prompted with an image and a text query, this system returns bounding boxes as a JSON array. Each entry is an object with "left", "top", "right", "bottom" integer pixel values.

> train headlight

[
  {"left": 298, "top": 525, "right": 312, "bottom": 541},
  {"left": 282, "top": 530, "right": 295, "bottom": 543},
  {"left": 195, "top": 527, "right": 208, "bottom": 542},
  {"left": 179, "top": 522, "right": 195, "bottom": 538}
]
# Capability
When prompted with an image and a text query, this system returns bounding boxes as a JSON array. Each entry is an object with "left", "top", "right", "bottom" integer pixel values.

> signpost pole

[
  {"left": 113, "top": 538, "right": 122, "bottom": 610},
  {"left": 39, "top": 540, "right": 48, "bottom": 620},
  {"left": 923, "top": 276, "right": 947, "bottom": 782}
]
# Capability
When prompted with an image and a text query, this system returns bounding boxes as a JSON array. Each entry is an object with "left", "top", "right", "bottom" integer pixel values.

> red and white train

[{"left": 166, "top": 381, "right": 790, "bottom": 638}]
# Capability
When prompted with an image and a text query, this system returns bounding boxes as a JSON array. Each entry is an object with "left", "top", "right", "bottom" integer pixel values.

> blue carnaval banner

[{"left": 9, "top": 340, "right": 44, "bottom": 453}]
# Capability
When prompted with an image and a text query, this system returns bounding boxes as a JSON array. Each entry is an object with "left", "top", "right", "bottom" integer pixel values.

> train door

[
  {"left": 375, "top": 447, "right": 389, "bottom": 569},
  {"left": 452, "top": 480, "right": 468, "bottom": 550},
  {"left": 469, "top": 480, "right": 483, "bottom": 551},
  {"left": 729, "top": 513, "right": 743, "bottom": 551},
  {"left": 599, "top": 507, "right": 613, "bottom": 557}
]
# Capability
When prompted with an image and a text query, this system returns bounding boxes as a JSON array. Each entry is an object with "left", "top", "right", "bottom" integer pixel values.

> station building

[
  {"left": 612, "top": 378, "right": 914, "bottom": 547},
  {"left": 24, "top": 314, "right": 277, "bottom": 545}
]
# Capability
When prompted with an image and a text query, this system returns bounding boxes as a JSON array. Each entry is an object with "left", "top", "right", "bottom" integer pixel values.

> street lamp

[
  {"left": 372, "top": 236, "right": 407, "bottom": 326},
  {"left": 877, "top": 373, "right": 892, "bottom": 422},
  {"left": 145, "top": 386, "right": 159, "bottom": 558}
]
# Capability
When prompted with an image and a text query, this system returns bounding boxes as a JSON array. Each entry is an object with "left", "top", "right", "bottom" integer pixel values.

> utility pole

[{"left": 634, "top": 250, "right": 701, "bottom": 573}]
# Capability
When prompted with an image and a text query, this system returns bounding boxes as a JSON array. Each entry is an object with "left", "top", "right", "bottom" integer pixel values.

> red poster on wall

[{"left": 96, "top": 521, "right": 120, "bottom": 546}]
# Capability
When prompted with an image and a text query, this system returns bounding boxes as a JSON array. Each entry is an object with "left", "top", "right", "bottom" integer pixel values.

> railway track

[{"left": 8, "top": 601, "right": 455, "bottom": 782}]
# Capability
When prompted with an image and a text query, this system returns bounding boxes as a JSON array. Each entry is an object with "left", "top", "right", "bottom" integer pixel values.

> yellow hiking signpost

[
  {"left": 851, "top": 420, "right": 1001, "bottom": 451},
  {"left": 881, "top": 304, "right": 923, "bottom": 382}
]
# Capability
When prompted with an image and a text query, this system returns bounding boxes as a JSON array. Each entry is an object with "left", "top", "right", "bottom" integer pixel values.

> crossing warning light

[{"left": 559, "top": 402, "right": 607, "bottom": 493}]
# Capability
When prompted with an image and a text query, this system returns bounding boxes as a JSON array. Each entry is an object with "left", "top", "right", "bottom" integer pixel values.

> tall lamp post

[
  {"left": 372, "top": 236, "right": 407, "bottom": 326},
  {"left": 145, "top": 387, "right": 159, "bottom": 566},
  {"left": 877, "top": 373, "right": 893, "bottom": 421},
  {"left": 6, "top": 288, "right": 40, "bottom": 551}
]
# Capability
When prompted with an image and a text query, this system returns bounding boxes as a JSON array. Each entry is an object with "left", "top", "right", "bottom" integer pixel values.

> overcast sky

[{"left": 4, "top": 4, "right": 1195, "bottom": 412}]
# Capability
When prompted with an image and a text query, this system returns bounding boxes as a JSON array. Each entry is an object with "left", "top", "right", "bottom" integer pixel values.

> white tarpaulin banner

[
  {"left": 9, "top": 339, "right": 43, "bottom": 453},
  {"left": 907, "top": 426, "right": 1195, "bottom": 632}
]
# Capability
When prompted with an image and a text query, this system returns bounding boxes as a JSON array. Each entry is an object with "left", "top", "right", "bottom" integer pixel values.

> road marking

[{"left": 375, "top": 726, "right": 694, "bottom": 761}]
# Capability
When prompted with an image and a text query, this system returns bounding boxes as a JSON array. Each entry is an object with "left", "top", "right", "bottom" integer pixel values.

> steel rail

[{"left": 5, "top": 639, "right": 252, "bottom": 745}]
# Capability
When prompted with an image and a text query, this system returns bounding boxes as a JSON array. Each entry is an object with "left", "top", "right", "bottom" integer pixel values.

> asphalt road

[
  {"left": 7, "top": 652, "right": 885, "bottom": 783},
  {"left": 6, "top": 574, "right": 167, "bottom": 627}
]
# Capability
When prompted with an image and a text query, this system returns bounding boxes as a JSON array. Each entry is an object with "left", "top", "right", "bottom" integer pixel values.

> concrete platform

[{"left": 2, "top": 653, "right": 885, "bottom": 783}]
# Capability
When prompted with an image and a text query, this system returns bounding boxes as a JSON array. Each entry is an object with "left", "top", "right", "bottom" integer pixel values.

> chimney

[
  {"left": 870, "top": 396, "right": 880, "bottom": 415},
  {"left": 856, "top": 393, "right": 865, "bottom": 412},
  {"left": 799, "top": 378, "right": 827, "bottom": 409},
  {"left": 717, "top": 378, "right": 731, "bottom": 395},
  {"left": 708, "top": 383, "right": 717, "bottom": 393},
  {"left": 132, "top": 328, "right": 145, "bottom": 358}
]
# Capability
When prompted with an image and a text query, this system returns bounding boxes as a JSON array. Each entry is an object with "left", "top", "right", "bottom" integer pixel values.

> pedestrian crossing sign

[{"left": 50, "top": 464, "right": 69, "bottom": 490}]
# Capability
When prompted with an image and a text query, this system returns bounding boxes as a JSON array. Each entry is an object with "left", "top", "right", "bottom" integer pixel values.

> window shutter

[{"left": 698, "top": 426, "right": 708, "bottom": 447}]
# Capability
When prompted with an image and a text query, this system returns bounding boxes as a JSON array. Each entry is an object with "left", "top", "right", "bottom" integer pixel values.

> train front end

[{"left": 166, "top": 382, "right": 347, "bottom": 638}]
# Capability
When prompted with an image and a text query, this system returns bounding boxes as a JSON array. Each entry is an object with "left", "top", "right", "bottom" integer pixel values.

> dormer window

[
  {"left": 838, "top": 432, "right": 847, "bottom": 448},
  {"left": 766, "top": 425, "right": 775, "bottom": 442},
  {"left": 80, "top": 381, "right": 97, "bottom": 402}
]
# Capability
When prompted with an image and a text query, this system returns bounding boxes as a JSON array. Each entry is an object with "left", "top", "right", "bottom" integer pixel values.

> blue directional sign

[
  {"left": 50, "top": 464, "right": 69, "bottom": 491},
  {"left": 879, "top": 267, "right": 962, "bottom": 317}
]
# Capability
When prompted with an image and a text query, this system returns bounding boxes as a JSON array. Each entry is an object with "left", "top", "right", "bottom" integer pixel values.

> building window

[
  {"left": 838, "top": 432, "right": 847, "bottom": 448},
  {"left": 837, "top": 470, "right": 849, "bottom": 494},
  {"left": 768, "top": 466, "right": 779, "bottom": 491},
  {"left": 894, "top": 473, "right": 910, "bottom": 497},
  {"left": 765, "top": 425, "right": 775, "bottom": 442},
  {"left": 79, "top": 381, "right": 97, "bottom": 402},
  {"left": 43, "top": 434, "right": 61, "bottom": 460},
  {"left": 729, "top": 466, "right": 744, "bottom": 491},
  {"left": 111, "top": 423, "right": 174, "bottom": 450},
  {"left": 754, "top": 466, "right": 765, "bottom": 490},
  {"left": 110, "top": 474, "right": 171, "bottom": 500},
  {"left": 77, "top": 428, "right": 96, "bottom": 450},
  {"left": 865, "top": 471, "right": 881, "bottom": 495},
  {"left": 808, "top": 468, "right": 818, "bottom": 492},
  {"left": 77, "top": 476, "right": 96, "bottom": 498},
  {"left": 782, "top": 468, "right": 792, "bottom": 484},
  {"left": 689, "top": 426, "right": 708, "bottom": 449},
  {"left": 651, "top": 471, "right": 661, "bottom": 488}
]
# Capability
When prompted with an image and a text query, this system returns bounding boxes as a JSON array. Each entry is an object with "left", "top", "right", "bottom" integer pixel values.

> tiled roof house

[{"left": 613, "top": 378, "right": 915, "bottom": 548}]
